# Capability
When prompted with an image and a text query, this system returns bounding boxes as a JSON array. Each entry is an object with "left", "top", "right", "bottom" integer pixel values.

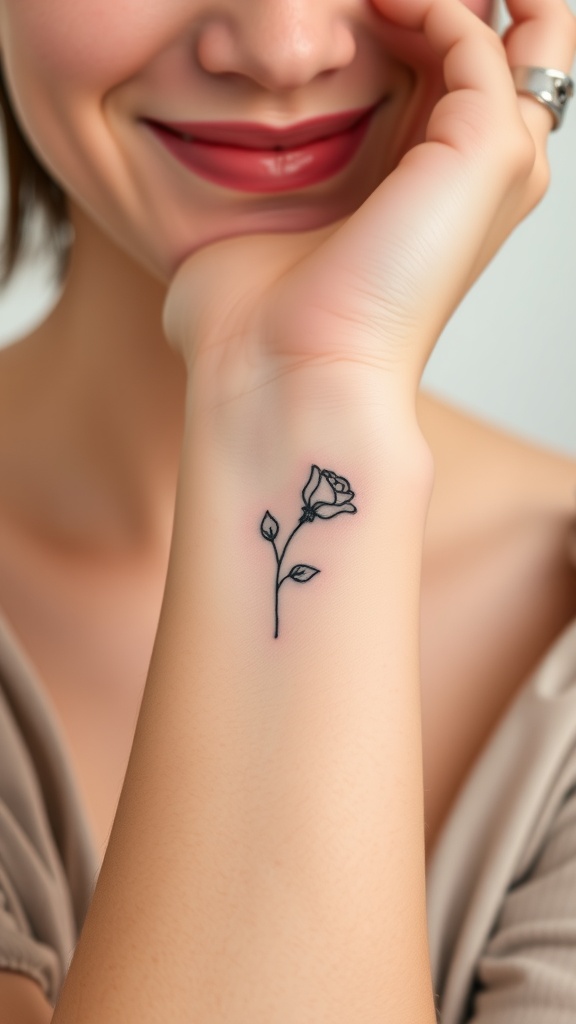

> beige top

[
  {"left": 2, "top": 577, "right": 576, "bottom": 1018},
  {"left": 427, "top": 612, "right": 576, "bottom": 1023},
  {"left": 0, "top": 611, "right": 98, "bottom": 1007}
]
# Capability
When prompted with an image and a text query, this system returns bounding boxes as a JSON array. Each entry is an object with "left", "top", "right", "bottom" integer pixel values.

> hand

[{"left": 164, "top": 0, "right": 576, "bottom": 414}]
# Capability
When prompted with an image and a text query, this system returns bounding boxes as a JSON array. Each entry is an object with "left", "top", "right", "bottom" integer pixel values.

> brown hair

[{"left": 0, "top": 63, "right": 71, "bottom": 287}]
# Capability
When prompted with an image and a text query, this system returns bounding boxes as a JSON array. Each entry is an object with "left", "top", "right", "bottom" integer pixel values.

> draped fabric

[
  {"left": 427, "top": 617, "right": 576, "bottom": 1023},
  {"left": 0, "top": 612, "right": 97, "bottom": 1006}
]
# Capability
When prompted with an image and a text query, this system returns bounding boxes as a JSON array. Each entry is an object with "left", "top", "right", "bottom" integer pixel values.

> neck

[{"left": 0, "top": 202, "right": 187, "bottom": 555}]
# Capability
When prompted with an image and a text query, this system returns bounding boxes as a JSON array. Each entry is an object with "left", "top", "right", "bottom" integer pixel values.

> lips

[
  {"left": 141, "top": 104, "right": 380, "bottom": 193},
  {"left": 144, "top": 105, "right": 377, "bottom": 149}
]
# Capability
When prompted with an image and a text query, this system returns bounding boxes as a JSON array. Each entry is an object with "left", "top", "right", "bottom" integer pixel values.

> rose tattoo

[{"left": 260, "top": 465, "right": 358, "bottom": 638}]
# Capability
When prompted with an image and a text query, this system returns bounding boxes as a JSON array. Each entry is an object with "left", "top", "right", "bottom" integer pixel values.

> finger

[
  {"left": 502, "top": 0, "right": 576, "bottom": 143},
  {"left": 310, "top": 0, "right": 535, "bottom": 363},
  {"left": 461, "top": 0, "right": 576, "bottom": 294},
  {"left": 373, "top": 0, "right": 533, "bottom": 166},
  {"left": 425, "top": 0, "right": 531, "bottom": 153},
  {"left": 284, "top": 0, "right": 568, "bottom": 389}
]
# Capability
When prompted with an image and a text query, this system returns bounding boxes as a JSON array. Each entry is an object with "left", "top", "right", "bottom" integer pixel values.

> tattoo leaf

[
  {"left": 260, "top": 511, "right": 280, "bottom": 541},
  {"left": 288, "top": 564, "right": 320, "bottom": 583}
]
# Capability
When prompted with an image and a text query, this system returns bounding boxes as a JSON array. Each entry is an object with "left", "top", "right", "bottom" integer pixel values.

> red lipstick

[{"left": 142, "top": 105, "right": 379, "bottom": 193}]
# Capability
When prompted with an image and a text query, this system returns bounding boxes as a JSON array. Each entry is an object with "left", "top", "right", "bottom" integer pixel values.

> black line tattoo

[{"left": 260, "top": 465, "right": 358, "bottom": 638}]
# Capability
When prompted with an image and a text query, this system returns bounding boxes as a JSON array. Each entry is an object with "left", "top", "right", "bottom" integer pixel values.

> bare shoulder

[
  {"left": 417, "top": 389, "right": 576, "bottom": 661},
  {"left": 417, "top": 390, "right": 576, "bottom": 548},
  {"left": 417, "top": 391, "right": 576, "bottom": 856}
]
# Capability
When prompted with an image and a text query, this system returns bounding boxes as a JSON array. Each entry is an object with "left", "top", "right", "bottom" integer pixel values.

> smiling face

[{"left": 0, "top": 0, "right": 497, "bottom": 284}]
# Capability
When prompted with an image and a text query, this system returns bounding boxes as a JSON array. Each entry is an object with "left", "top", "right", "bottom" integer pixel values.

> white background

[{"left": 1, "top": 2, "right": 575, "bottom": 456}]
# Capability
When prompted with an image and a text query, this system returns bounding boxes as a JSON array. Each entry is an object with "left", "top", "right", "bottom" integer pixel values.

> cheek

[
  {"left": 1, "top": 0, "right": 178, "bottom": 153},
  {"left": 0, "top": 0, "right": 178, "bottom": 196},
  {"left": 2, "top": 3, "right": 121, "bottom": 155},
  {"left": 1, "top": 0, "right": 170, "bottom": 83}
]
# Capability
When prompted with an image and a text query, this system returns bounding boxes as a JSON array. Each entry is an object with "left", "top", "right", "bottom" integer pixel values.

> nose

[{"left": 195, "top": 0, "right": 357, "bottom": 92}]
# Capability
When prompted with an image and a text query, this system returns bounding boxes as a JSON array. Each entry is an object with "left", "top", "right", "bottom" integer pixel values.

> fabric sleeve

[
  {"left": 0, "top": 611, "right": 99, "bottom": 1009},
  {"left": 466, "top": 782, "right": 576, "bottom": 1024},
  {"left": 0, "top": 860, "right": 61, "bottom": 1002},
  {"left": 0, "top": 669, "right": 97, "bottom": 1008}
]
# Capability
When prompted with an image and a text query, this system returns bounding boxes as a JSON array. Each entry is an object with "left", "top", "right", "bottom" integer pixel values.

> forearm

[{"left": 54, "top": 377, "right": 436, "bottom": 1023}]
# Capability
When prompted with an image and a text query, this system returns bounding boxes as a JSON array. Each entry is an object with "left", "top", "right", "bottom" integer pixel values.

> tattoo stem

[{"left": 274, "top": 520, "right": 305, "bottom": 638}]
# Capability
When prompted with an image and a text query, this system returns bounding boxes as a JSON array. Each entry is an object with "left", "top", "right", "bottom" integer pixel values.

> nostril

[{"left": 194, "top": 12, "right": 356, "bottom": 90}]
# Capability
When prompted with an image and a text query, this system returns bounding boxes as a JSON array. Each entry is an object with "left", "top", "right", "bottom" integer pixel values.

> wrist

[{"left": 184, "top": 359, "right": 434, "bottom": 494}]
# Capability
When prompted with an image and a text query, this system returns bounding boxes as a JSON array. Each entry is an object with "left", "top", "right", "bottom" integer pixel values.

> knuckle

[
  {"left": 539, "top": 2, "right": 576, "bottom": 51},
  {"left": 525, "top": 154, "right": 552, "bottom": 211},
  {"left": 558, "top": 7, "right": 576, "bottom": 47},
  {"left": 482, "top": 24, "right": 509, "bottom": 63},
  {"left": 533, "top": 152, "right": 551, "bottom": 194},
  {"left": 505, "top": 123, "right": 537, "bottom": 182},
  {"left": 488, "top": 29, "right": 508, "bottom": 58}
]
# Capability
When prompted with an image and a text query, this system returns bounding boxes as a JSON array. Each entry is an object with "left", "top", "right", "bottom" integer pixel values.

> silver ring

[{"left": 511, "top": 66, "right": 574, "bottom": 131}]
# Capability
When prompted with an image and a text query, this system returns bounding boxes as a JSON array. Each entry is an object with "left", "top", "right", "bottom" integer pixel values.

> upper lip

[{"left": 142, "top": 104, "right": 380, "bottom": 150}]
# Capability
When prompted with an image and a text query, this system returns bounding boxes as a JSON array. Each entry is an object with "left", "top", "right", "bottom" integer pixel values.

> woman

[{"left": 0, "top": 0, "right": 575, "bottom": 1020}]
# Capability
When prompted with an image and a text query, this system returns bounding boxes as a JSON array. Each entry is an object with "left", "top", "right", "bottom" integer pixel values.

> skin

[
  {"left": 1, "top": 0, "right": 492, "bottom": 279},
  {"left": 0, "top": 0, "right": 576, "bottom": 1019}
]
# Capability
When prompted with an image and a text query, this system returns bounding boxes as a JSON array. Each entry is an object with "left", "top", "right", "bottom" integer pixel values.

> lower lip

[{"left": 144, "top": 109, "right": 376, "bottom": 193}]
